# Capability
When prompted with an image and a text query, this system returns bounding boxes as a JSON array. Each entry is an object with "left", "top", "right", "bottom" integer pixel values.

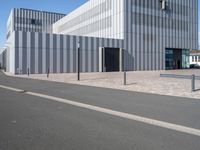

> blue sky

[{"left": 0, "top": 0, "right": 199, "bottom": 50}]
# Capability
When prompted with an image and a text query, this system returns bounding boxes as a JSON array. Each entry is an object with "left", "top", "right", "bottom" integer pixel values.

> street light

[{"left": 77, "top": 41, "right": 80, "bottom": 81}]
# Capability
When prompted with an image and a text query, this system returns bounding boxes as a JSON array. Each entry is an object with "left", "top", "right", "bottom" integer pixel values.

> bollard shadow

[
  {"left": 80, "top": 77, "right": 109, "bottom": 81},
  {"left": 194, "top": 88, "right": 200, "bottom": 92},
  {"left": 125, "top": 82, "right": 137, "bottom": 86}
]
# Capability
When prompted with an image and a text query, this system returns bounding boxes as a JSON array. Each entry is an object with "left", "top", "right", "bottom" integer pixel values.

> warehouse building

[{"left": 0, "top": 0, "right": 198, "bottom": 74}]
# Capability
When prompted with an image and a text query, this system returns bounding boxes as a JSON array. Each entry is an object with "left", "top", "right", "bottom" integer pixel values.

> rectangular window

[
  {"left": 31, "top": 19, "right": 36, "bottom": 25},
  {"left": 165, "top": 49, "right": 173, "bottom": 70},
  {"left": 182, "top": 49, "right": 190, "bottom": 69},
  {"left": 195, "top": 56, "right": 198, "bottom": 62},
  {"left": 192, "top": 56, "right": 195, "bottom": 62}
]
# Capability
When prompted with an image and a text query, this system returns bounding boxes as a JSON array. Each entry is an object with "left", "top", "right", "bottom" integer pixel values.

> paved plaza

[{"left": 7, "top": 69, "right": 200, "bottom": 99}]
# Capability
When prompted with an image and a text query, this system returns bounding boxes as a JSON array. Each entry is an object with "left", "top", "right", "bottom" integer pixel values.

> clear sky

[{"left": 0, "top": 0, "right": 199, "bottom": 51}]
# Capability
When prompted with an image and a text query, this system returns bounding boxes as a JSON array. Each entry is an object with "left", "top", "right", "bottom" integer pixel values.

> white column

[{"left": 99, "top": 47, "right": 102, "bottom": 72}]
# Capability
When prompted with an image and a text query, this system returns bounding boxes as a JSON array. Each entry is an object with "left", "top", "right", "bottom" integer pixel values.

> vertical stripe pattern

[{"left": 14, "top": 31, "right": 123, "bottom": 74}]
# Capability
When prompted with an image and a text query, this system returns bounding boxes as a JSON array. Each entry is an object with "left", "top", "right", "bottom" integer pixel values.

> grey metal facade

[
  {"left": 55, "top": 0, "right": 112, "bottom": 35},
  {"left": 53, "top": 0, "right": 124, "bottom": 40},
  {"left": 14, "top": 31, "right": 123, "bottom": 74},
  {"left": 54, "top": 0, "right": 198, "bottom": 71},
  {"left": 123, "top": 0, "right": 198, "bottom": 71},
  {"left": 7, "top": 8, "right": 65, "bottom": 40}
]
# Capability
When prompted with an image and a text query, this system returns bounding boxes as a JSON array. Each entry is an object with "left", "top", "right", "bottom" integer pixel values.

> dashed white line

[{"left": 1, "top": 84, "right": 200, "bottom": 137}]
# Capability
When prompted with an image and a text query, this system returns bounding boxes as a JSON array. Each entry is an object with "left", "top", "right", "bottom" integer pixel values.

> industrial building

[{"left": 0, "top": 0, "right": 198, "bottom": 74}]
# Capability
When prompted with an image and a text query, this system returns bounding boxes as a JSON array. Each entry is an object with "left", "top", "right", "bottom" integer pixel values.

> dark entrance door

[
  {"left": 173, "top": 49, "right": 182, "bottom": 69},
  {"left": 104, "top": 48, "right": 120, "bottom": 72},
  {"left": 177, "top": 60, "right": 181, "bottom": 69},
  {"left": 165, "top": 48, "right": 183, "bottom": 70}
]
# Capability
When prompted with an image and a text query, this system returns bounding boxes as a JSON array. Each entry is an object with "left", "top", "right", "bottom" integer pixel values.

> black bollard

[
  {"left": 47, "top": 68, "right": 49, "bottom": 78},
  {"left": 27, "top": 68, "right": 30, "bottom": 76}
]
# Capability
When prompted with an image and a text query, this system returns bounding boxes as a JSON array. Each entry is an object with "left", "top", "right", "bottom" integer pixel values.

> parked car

[{"left": 190, "top": 64, "right": 200, "bottom": 69}]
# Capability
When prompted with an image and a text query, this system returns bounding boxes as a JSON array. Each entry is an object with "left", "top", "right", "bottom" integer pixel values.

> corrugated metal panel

[{"left": 14, "top": 31, "right": 123, "bottom": 74}]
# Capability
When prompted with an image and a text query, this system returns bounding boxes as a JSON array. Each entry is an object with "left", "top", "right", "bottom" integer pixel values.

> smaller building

[
  {"left": 190, "top": 50, "right": 200, "bottom": 66},
  {"left": 3, "top": 8, "right": 124, "bottom": 75}
]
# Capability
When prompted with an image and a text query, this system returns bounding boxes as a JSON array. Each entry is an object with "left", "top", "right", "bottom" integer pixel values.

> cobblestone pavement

[{"left": 6, "top": 69, "right": 200, "bottom": 99}]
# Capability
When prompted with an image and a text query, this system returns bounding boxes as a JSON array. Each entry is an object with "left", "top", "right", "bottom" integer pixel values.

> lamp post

[{"left": 77, "top": 42, "right": 80, "bottom": 81}]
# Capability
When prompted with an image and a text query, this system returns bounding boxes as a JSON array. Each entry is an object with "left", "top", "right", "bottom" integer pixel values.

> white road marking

[
  {"left": 0, "top": 85, "right": 25, "bottom": 92},
  {"left": 0, "top": 84, "right": 200, "bottom": 137}
]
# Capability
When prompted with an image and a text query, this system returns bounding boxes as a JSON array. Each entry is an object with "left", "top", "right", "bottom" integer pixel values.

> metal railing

[{"left": 160, "top": 74, "right": 200, "bottom": 92}]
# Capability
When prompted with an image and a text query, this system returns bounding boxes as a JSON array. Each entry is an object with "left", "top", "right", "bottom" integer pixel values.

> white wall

[
  {"left": 53, "top": 0, "right": 124, "bottom": 39},
  {"left": 6, "top": 32, "right": 15, "bottom": 74}
]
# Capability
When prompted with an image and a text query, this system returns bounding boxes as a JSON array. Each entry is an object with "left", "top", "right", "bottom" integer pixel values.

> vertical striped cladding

[
  {"left": 54, "top": 0, "right": 198, "bottom": 71},
  {"left": 53, "top": 0, "right": 124, "bottom": 40},
  {"left": 14, "top": 31, "right": 123, "bottom": 74},
  {"left": 124, "top": 0, "right": 198, "bottom": 71},
  {"left": 13, "top": 8, "right": 65, "bottom": 33}
]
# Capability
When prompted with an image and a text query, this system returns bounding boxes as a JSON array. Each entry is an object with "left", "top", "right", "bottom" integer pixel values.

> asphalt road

[{"left": 0, "top": 71, "right": 200, "bottom": 150}]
